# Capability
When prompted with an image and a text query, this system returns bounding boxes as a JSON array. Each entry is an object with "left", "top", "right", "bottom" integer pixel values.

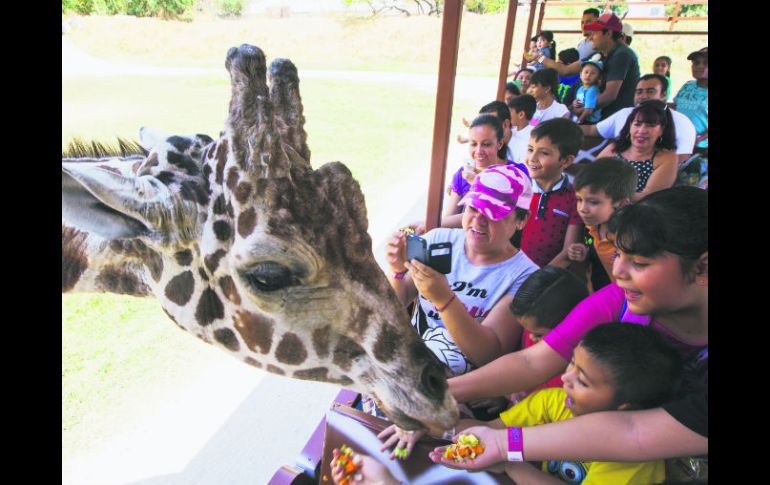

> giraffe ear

[{"left": 62, "top": 163, "right": 196, "bottom": 241}]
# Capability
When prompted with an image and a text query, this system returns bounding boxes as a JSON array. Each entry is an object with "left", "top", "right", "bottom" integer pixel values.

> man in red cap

[{"left": 538, "top": 13, "right": 639, "bottom": 121}]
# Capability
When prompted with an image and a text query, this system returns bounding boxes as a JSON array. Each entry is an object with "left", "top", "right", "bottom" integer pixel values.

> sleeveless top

[{"left": 614, "top": 151, "right": 657, "bottom": 192}]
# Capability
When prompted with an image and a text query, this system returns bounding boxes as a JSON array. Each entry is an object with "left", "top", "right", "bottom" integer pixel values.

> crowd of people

[{"left": 333, "top": 9, "right": 707, "bottom": 485}]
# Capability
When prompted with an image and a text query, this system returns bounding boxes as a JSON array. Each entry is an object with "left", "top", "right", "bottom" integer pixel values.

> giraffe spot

[
  {"left": 156, "top": 171, "right": 176, "bottom": 185},
  {"left": 237, "top": 207, "right": 257, "bottom": 238},
  {"left": 266, "top": 364, "right": 285, "bottom": 376},
  {"left": 275, "top": 332, "right": 308, "bottom": 365},
  {"left": 213, "top": 194, "right": 227, "bottom": 215},
  {"left": 167, "top": 151, "right": 200, "bottom": 176},
  {"left": 167, "top": 135, "right": 193, "bottom": 153},
  {"left": 204, "top": 249, "right": 227, "bottom": 273},
  {"left": 244, "top": 356, "right": 262, "bottom": 368},
  {"left": 195, "top": 287, "right": 224, "bottom": 326},
  {"left": 202, "top": 162, "right": 212, "bottom": 179},
  {"left": 312, "top": 325, "right": 331, "bottom": 359},
  {"left": 96, "top": 265, "right": 150, "bottom": 296},
  {"left": 62, "top": 225, "right": 89, "bottom": 292},
  {"left": 348, "top": 306, "right": 373, "bottom": 336},
  {"left": 373, "top": 324, "right": 399, "bottom": 364},
  {"left": 219, "top": 275, "right": 241, "bottom": 304},
  {"left": 333, "top": 336, "right": 365, "bottom": 372},
  {"left": 180, "top": 180, "right": 210, "bottom": 205},
  {"left": 213, "top": 220, "right": 232, "bottom": 241},
  {"left": 215, "top": 140, "right": 228, "bottom": 184},
  {"left": 214, "top": 328, "right": 240, "bottom": 352},
  {"left": 226, "top": 201, "right": 234, "bottom": 217},
  {"left": 198, "top": 268, "right": 209, "bottom": 282},
  {"left": 174, "top": 249, "right": 193, "bottom": 266},
  {"left": 142, "top": 249, "right": 164, "bottom": 282},
  {"left": 233, "top": 310, "right": 274, "bottom": 354},
  {"left": 293, "top": 367, "right": 329, "bottom": 382},
  {"left": 226, "top": 167, "right": 240, "bottom": 191},
  {"left": 235, "top": 181, "right": 253, "bottom": 204},
  {"left": 164, "top": 271, "right": 195, "bottom": 306}
]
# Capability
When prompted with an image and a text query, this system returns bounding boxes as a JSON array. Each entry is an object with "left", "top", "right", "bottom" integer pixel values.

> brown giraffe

[{"left": 62, "top": 44, "right": 458, "bottom": 432}]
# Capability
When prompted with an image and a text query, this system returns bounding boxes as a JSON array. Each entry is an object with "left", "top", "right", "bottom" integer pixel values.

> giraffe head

[{"left": 62, "top": 44, "right": 458, "bottom": 431}]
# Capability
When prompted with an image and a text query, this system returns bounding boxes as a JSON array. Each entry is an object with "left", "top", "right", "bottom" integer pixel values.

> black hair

[
  {"left": 612, "top": 99, "right": 676, "bottom": 153},
  {"left": 537, "top": 30, "right": 557, "bottom": 60},
  {"left": 478, "top": 102, "right": 511, "bottom": 159},
  {"left": 529, "top": 68, "right": 560, "bottom": 100},
  {"left": 469, "top": 113, "right": 506, "bottom": 160},
  {"left": 579, "top": 323, "right": 682, "bottom": 410},
  {"left": 508, "top": 94, "right": 537, "bottom": 120},
  {"left": 573, "top": 157, "right": 637, "bottom": 202},
  {"left": 638, "top": 73, "right": 668, "bottom": 97},
  {"left": 505, "top": 82, "right": 521, "bottom": 96},
  {"left": 509, "top": 266, "right": 588, "bottom": 329},
  {"left": 583, "top": 7, "right": 600, "bottom": 17},
  {"left": 530, "top": 117, "right": 583, "bottom": 158},
  {"left": 479, "top": 100, "right": 512, "bottom": 123},
  {"left": 608, "top": 186, "right": 707, "bottom": 275},
  {"left": 654, "top": 56, "right": 673, "bottom": 78},
  {"left": 558, "top": 48, "right": 580, "bottom": 65}
]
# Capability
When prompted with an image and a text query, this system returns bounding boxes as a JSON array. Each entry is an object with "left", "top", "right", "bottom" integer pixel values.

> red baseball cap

[{"left": 583, "top": 13, "right": 623, "bottom": 32}]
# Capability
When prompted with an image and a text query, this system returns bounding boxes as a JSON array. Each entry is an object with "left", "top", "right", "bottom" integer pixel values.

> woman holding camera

[{"left": 386, "top": 165, "right": 538, "bottom": 377}]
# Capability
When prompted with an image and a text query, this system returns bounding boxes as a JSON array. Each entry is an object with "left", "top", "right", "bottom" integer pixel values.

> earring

[{"left": 655, "top": 137, "right": 663, "bottom": 146}]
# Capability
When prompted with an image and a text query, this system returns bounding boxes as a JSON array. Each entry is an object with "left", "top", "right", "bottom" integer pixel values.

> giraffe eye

[{"left": 240, "top": 262, "right": 299, "bottom": 292}]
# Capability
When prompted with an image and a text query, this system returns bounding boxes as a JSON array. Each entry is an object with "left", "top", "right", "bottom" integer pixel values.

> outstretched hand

[
  {"left": 378, "top": 424, "right": 427, "bottom": 460},
  {"left": 428, "top": 425, "right": 508, "bottom": 471}
]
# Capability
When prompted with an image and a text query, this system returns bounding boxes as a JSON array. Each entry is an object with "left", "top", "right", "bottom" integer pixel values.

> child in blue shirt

[{"left": 570, "top": 59, "right": 604, "bottom": 124}]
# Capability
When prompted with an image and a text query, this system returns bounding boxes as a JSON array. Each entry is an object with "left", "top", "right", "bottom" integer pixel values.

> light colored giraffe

[{"left": 62, "top": 44, "right": 458, "bottom": 432}]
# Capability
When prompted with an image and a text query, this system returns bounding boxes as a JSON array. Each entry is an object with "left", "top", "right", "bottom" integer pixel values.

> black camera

[{"left": 405, "top": 234, "right": 452, "bottom": 274}]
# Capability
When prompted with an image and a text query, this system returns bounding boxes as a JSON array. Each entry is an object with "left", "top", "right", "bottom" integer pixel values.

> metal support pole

[
  {"left": 425, "top": 0, "right": 463, "bottom": 231},
  {"left": 496, "top": 0, "right": 520, "bottom": 101}
]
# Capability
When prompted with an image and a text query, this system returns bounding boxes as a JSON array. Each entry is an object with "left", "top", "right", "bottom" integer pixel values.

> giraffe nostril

[{"left": 420, "top": 363, "right": 448, "bottom": 401}]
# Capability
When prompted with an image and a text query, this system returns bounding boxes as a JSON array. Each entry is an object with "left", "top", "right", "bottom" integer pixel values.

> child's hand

[
  {"left": 378, "top": 424, "right": 427, "bottom": 460},
  {"left": 429, "top": 425, "right": 507, "bottom": 471},
  {"left": 567, "top": 242, "right": 588, "bottom": 262},
  {"left": 385, "top": 230, "right": 408, "bottom": 274},
  {"left": 461, "top": 163, "right": 480, "bottom": 184},
  {"left": 331, "top": 448, "right": 398, "bottom": 485}
]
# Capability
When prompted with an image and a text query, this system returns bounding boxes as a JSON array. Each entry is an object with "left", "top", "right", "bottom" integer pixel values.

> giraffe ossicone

[{"left": 62, "top": 44, "right": 458, "bottom": 431}]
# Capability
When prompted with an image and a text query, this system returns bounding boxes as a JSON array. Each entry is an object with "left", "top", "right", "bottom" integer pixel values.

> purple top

[
  {"left": 449, "top": 160, "right": 529, "bottom": 197},
  {"left": 543, "top": 283, "right": 649, "bottom": 361}
]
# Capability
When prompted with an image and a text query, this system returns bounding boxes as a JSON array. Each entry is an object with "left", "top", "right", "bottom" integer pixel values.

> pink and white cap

[{"left": 458, "top": 165, "right": 532, "bottom": 221}]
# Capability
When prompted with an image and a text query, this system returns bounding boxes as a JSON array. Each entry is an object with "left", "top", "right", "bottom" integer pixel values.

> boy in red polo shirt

[{"left": 521, "top": 118, "right": 584, "bottom": 268}]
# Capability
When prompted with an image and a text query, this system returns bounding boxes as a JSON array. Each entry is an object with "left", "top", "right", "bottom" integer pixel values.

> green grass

[{"left": 62, "top": 293, "right": 223, "bottom": 459}]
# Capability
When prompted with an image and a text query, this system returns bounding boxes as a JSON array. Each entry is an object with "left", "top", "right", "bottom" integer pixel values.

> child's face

[
  {"left": 526, "top": 135, "right": 572, "bottom": 183},
  {"left": 504, "top": 91, "right": 518, "bottom": 105},
  {"left": 690, "top": 57, "right": 708, "bottom": 80},
  {"left": 468, "top": 124, "right": 502, "bottom": 168},
  {"left": 653, "top": 59, "right": 669, "bottom": 76},
  {"left": 536, "top": 36, "right": 549, "bottom": 50},
  {"left": 517, "top": 315, "right": 553, "bottom": 343},
  {"left": 529, "top": 40, "right": 537, "bottom": 51},
  {"left": 516, "top": 70, "right": 532, "bottom": 90},
  {"left": 612, "top": 249, "right": 704, "bottom": 317},
  {"left": 580, "top": 64, "right": 601, "bottom": 86},
  {"left": 561, "top": 344, "right": 617, "bottom": 416},
  {"left": 527, "top": 82, "right": 549, "bottom": 100},
  {"left": 575, "top": 187, "right": 621, "bottom": 227}
]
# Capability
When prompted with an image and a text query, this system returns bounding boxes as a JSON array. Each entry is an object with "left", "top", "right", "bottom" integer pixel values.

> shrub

[
  {"left": 218, "top": 0, "right": 242, "bottom": 17},
  {"left": 465, "top": 0, "right": 506, "bottom": 14}
]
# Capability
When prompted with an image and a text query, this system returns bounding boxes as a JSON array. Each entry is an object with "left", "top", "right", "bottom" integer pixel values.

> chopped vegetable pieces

[
  {"left": 442, "top": 434, "right": 485, "bottom": 463},
  {"left": 335, "top": 444, "right": 362, "bottom": 485}
]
